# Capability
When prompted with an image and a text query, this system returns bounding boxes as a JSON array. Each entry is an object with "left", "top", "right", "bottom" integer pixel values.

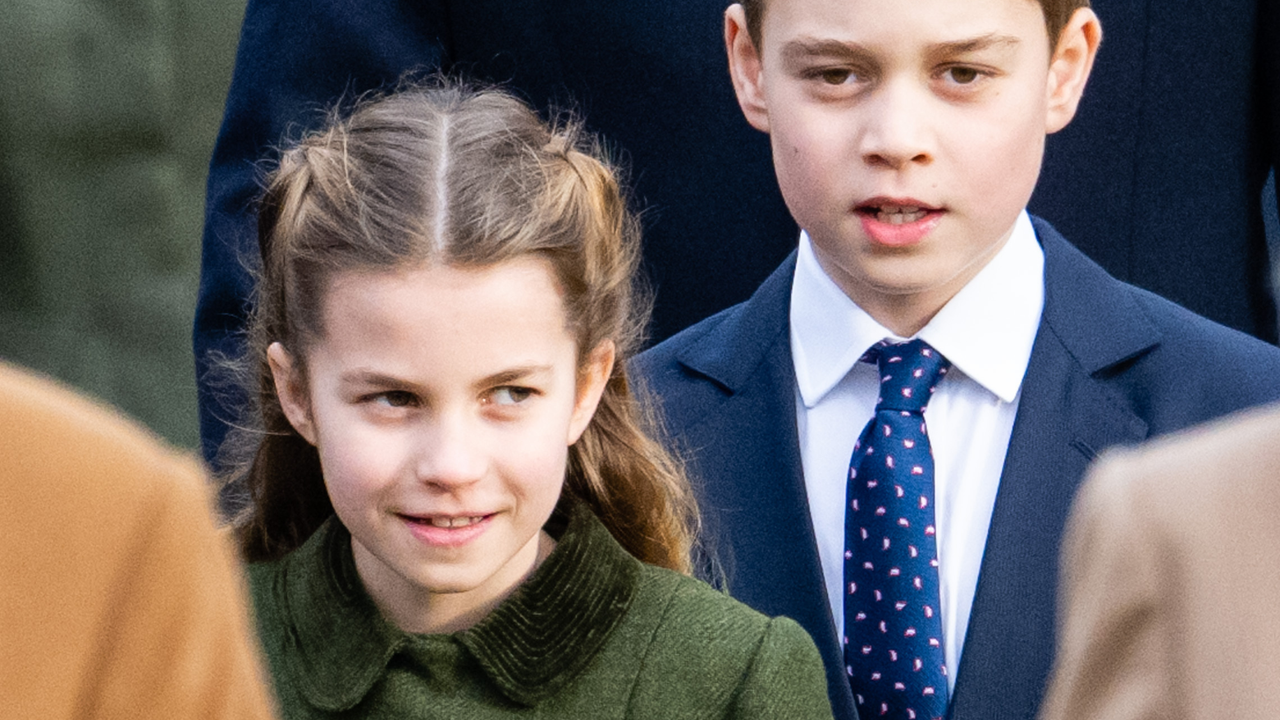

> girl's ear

[
  {"left": 267, "top": 341, "right": 318, "bottom": 446},
  {"left": 1045, "top": 8, "right": 1102, "bottom": 134},
  {"left": 567, "top": 340, "right": 616, "bottom": 445}
]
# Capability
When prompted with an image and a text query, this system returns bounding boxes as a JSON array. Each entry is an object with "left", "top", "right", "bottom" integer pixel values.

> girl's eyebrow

[
  {"left": 338, "top": 369, "right": 414, "bottom": 388},
  {"left": 337, "top": 365, "right": 555, "bottom": 388},
  {"left": 482, "top": 365, "right": 554, "bottom": 387}
]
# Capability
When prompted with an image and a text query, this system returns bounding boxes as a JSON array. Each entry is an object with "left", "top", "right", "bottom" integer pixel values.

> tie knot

[{"left": 866, "top": 339, "right": 950, "bottom": 413}]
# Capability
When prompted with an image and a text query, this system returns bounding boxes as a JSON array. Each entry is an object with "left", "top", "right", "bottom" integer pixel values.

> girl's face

[{"left": 269, "top": 257, "right": 613, "bottom": 634}]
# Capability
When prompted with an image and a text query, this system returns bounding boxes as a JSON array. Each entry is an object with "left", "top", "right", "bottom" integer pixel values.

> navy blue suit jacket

[
  {"left": 195, "top": 0, "right": 1280, "bottom": 463},
  {"left": 633, "top": 218, "right": 1280, "bottom": 720}
]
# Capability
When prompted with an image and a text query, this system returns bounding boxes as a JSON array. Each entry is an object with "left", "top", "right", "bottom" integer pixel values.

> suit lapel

[
  {"left": 949, "top": 219, "right": 1157, "bottom": 720},
  {"left": 673, "top": 254, "right": 860, "bottom": 720}
]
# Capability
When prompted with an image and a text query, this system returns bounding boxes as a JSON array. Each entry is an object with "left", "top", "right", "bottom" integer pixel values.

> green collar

[{"left": 274, "top": 501, "right": 641, "bottom": 711}]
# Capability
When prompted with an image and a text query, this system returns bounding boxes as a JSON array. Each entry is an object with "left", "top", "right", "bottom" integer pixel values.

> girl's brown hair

[{"left": 223, "top": 79, "right": 699, "bottom": 574}]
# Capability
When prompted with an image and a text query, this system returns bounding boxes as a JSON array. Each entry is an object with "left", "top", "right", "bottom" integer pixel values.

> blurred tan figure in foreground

[
  {"left": 1041, "top": 404, "right": 1280, "bottom": 720},
  {"left": 0, "top": 362, "right": 275, "bottom": 719}
]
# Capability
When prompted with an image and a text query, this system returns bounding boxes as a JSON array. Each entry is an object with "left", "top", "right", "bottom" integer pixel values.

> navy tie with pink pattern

[{"left": 844, "top": 339, "right": 951, "bottom": 720}]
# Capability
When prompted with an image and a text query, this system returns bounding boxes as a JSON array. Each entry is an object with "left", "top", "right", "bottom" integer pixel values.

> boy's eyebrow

[
  {"left": 779, "top": 33, "right": 1022, "bottom": 64},
  {"left": 928, "top": 33, "right": 1022, "bottom": 56},
  {"left": 779, "top": 37, "right": 873, "bottom": 64}
]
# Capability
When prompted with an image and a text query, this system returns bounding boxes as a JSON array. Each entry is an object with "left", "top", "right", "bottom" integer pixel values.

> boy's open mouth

[
  {"left": 854, "top": 198, "right": 944, "bottom": 247},
  {"left": 857, "top": 203, "right": 934, "bottom": 225}
]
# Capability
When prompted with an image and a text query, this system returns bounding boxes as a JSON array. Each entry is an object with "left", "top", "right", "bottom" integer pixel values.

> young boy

[{"left": 635, "top": 1, "right": 1280, "bottom": 719}]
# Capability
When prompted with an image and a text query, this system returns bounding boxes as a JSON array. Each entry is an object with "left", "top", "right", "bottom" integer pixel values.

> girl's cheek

[
  {"left": 509, "top": 434, "right": 573, "bottom": 493},
  {"left": 323, "top": 432, "right": 406, "bottom": 494}
]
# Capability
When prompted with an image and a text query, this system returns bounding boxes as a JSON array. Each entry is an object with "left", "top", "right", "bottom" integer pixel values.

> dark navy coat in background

[
  {"left": 1031, "top": 0, "right": 1280, "bottom": 345},
  {"left": 633, "top": 218, "right": 1280, "bottom": 720},
  {"left": 196, "top": 0, "right": 1280, "bottom": 463}
]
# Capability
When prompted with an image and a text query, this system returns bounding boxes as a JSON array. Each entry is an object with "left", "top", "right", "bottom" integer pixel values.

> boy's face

[{"left": 727, "top": 0, "right": 1097, "bottom": 332}]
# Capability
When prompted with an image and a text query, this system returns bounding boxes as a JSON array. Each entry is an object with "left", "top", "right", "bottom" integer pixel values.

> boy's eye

[
  {"left": 488, "top": 386, "right": 535, "bottom": 406},
  {"left": 817, "top": 68, "right": 857, "bottom": 85}
]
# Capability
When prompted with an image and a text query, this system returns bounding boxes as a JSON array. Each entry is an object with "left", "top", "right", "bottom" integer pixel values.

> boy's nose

[
  {"left": 858, "top": 81, "right": 934, "bottom": 170},
  {"left": 413, "top": 414, "right": 487, "bottom": 488}
]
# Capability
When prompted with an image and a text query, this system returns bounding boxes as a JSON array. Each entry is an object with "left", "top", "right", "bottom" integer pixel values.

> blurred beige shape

[
  {"left": 1042, "top": 404, "right": 1280, "bottom": 720},
  {"left": 0, "top": 361, "right": 275, "bottom": 719}
]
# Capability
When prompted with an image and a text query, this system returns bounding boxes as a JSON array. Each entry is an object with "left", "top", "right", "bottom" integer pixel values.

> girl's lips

[
  {"left": 858, "top": 208, "right": 944, "bottom": 247},
  {"left": 400, "top": 513, "right": 495, "bottom": 548}
]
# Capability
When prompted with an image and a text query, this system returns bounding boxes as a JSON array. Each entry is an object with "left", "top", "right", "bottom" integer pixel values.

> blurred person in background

[
  {"left": 0, "top": 0, "right": 243, "bottom": 448},
  {"left": 0, "top": 361, "right": 276, "bottom": 720},
  {"left": 1041, "top": 405, "right": 1280, "bottom": 720}
]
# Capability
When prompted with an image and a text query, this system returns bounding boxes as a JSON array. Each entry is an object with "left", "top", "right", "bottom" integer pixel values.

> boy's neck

[{"left": 855, "top": 296, "right": 944, "bottom": 339}]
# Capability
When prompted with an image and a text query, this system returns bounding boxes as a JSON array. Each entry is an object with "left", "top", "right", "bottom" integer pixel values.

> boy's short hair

[{"left": 740, "top": 0, "right": 1090, "bottom": 50}]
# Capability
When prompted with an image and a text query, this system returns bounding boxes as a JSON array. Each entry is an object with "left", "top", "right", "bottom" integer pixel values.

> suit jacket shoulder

[
  {"left": 634, "top": 252, "right": 795, "bottom": 429},
  {"left": 1032, "top": 215, "right": 1280, "bottom": 434}
]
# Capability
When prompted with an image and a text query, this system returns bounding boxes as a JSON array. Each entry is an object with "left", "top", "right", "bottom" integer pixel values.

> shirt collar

[
  {"left": 791, "top": 210, "right": 1044, "bottom": 406},
  {"left": 275, "top": 500, "right": 641, "bottom": 711}
]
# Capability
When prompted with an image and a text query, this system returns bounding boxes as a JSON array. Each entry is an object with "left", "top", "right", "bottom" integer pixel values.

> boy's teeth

[
  {"left": 427, "top": 516, "right": 483, "bottom": 528},
  {"left": 876, "top": 206, "right": 927, "bottom": 225}
]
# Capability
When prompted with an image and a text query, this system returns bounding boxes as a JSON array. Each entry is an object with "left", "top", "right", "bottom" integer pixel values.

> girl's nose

[{"left": 414, "top": 414, "right": 487, "bottom": 488}]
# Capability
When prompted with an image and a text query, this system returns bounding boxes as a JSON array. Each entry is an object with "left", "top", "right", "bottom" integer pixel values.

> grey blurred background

[
  {"left": 0, "top": 1, "right": 1278, "bottom": 450},
  {"left": 0, "top": 0, "right": 246, "bottom": 448}
]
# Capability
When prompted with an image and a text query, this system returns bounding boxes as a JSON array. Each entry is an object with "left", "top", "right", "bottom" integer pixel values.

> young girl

[{"left": 225, "top": 81, "right": 833, "bottom": 719}]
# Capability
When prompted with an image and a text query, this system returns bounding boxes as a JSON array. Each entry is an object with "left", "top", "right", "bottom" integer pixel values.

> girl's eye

[
  {"left": 489, "top": 386, "right": 534, "bottom": 406},
  {"left": 945, "top": 67, "right": 981, "bottom": 84}
]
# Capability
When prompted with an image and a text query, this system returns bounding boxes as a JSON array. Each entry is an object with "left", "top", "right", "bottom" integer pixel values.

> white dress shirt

[{"left": 790, "top": 210, "right": 1044, "bottom": 689}]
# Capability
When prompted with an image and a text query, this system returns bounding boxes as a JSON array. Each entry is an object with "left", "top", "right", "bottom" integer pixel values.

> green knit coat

[{"left": 247, "top": 503, "right": 834, "bottom": 719}]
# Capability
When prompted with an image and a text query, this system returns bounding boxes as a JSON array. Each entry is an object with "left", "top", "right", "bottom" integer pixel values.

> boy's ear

[
  {"left": 267, "top": 341, "right": 318, "bottom": 446},
  {"left": 1045, "top": 8, "right": 1102, "bottom": 134},
  {"left": 725, "top": 4, "right": 771, "bottom": 133},
  {"left": 567, "top": 340, "right": 616, "bottom": 446}
]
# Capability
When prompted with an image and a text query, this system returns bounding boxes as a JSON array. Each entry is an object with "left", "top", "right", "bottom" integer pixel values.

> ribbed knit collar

[{"left": 274, "top": 501, "right": 641, "bottom": 711}]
